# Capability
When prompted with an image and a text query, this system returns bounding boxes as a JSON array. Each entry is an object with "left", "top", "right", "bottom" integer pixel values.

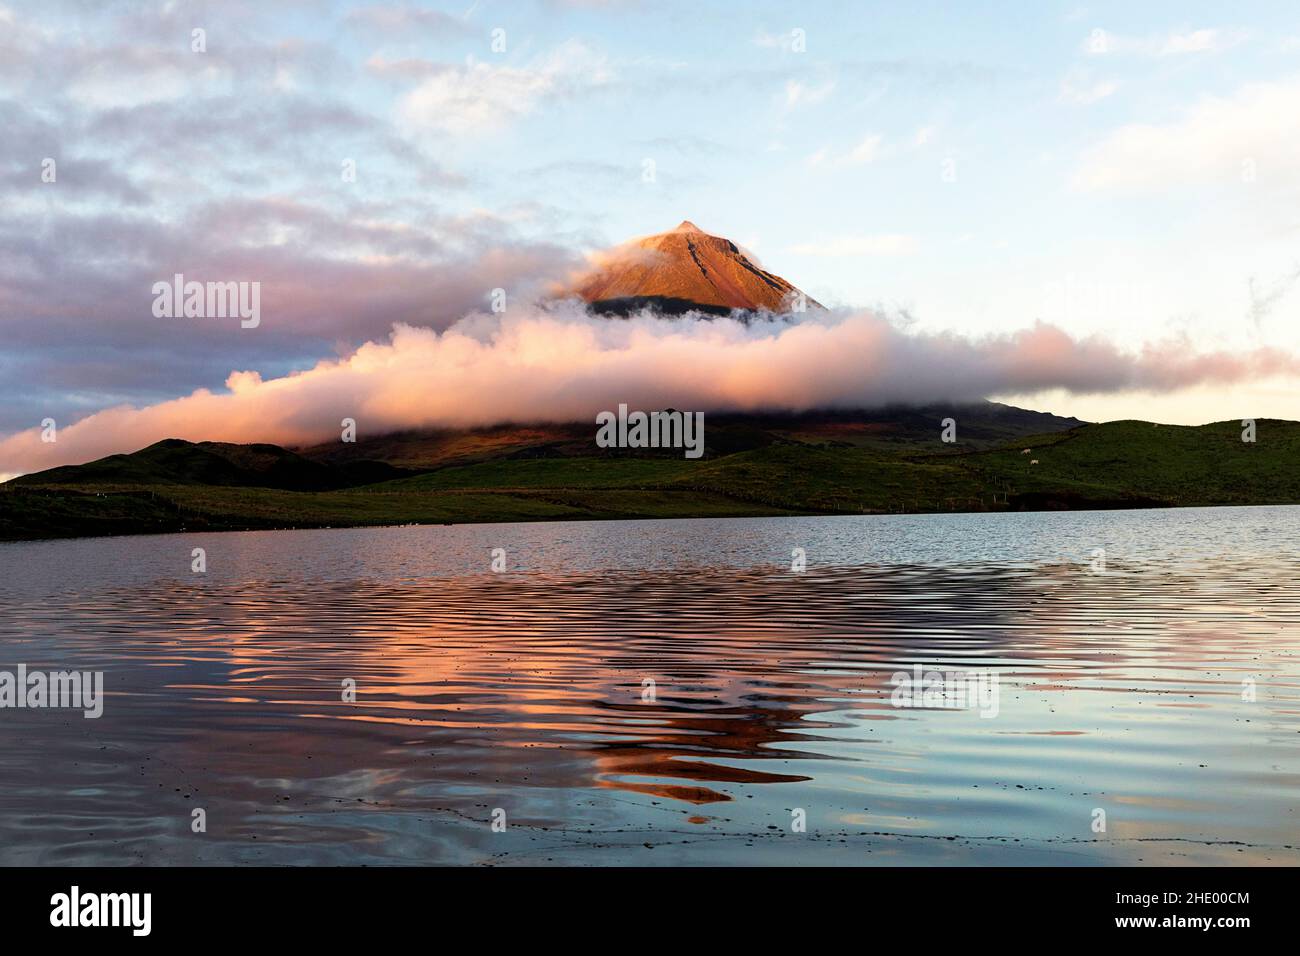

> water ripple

[{"left": 0, "top": 509, "right": 1298, "bottom": 864}]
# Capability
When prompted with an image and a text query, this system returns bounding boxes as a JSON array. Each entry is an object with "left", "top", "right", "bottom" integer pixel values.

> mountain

[
  {"left": 9, "top": 215, "right": 1268, "bottom": 542},
  {"left": 567, "top": 220, "right": 823, "bottom": 316},
  {"left": 9, "top": 438, "right": 410, "bottom": 491},
  {"left": 293, "top": 403, "right": 1083, "bottom": 471}
]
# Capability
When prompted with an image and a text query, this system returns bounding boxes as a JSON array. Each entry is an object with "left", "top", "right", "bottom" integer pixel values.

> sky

[{"left": 3, "top": 0, "right": 1300, "bottom": 475}]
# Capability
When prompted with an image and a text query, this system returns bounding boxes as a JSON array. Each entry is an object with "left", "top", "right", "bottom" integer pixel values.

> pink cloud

[{"left": 2, "top": 305, "right": 1296, "bottom": 477}]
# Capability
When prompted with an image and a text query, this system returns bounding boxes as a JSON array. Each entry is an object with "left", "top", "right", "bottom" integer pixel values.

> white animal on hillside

[
  {"left": 1030, "top": 459, "right": 1039, "bottom": 465},
  {"left": 1021, "top": 448, "right": 1031, "bottom": 454}
]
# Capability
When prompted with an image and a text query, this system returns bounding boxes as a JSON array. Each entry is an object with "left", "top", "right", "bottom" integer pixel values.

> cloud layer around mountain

[{"left": 3, "top": 302, "right": 1292, "bottom": 477}]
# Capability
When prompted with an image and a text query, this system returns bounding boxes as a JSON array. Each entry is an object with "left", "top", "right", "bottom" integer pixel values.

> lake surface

[{"left": 1, "top": 507, "right": 1298, "bottom": 865}]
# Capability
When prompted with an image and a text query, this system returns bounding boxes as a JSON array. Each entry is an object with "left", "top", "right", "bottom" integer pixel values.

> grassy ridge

[
  {"left": 2, "top": 419, "right": 1296, "bottom": 542},
  {"left": 373, "top": 457, "right": 694, "bottom": 491},
  {"left": 965, "top": 419, "right": 1300, "bottom": 506}
]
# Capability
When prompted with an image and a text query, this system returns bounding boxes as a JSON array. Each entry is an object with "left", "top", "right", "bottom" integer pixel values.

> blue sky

[{"left": 3, "top": 0, "right": 1300, "bottom": 457}]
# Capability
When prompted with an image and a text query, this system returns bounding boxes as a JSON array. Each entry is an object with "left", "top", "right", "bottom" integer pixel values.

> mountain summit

[{"left": 568, "top": 221, "right": 823, "bottom": 316}]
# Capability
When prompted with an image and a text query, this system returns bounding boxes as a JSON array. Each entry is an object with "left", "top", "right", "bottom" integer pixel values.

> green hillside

[
  {"left": 966, "top": 418, "right": 1300, "bottom": 506},
  {"left": 2, "top": 414, "right": 1294, "bottom": 542}
]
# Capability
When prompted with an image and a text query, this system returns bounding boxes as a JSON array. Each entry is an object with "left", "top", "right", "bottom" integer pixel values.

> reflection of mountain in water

[{"left": 4, "top": 519, "right": 1298, "bottom": 865}]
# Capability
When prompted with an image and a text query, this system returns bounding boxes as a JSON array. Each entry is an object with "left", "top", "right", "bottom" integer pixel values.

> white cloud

[
  {"left": 1073, "top": 77, "right": 1300, "bottom": 192},
  {"left": 398, "top": 41, "right": 613, "bottom": 136},
  {"left": 847, "top": 133, "right": 883, "bottom": 163},
  {"left": 754, "top": 28, "right": 804, "bottom": 52},
  {"left": 346, "top": 4, "right": 469, "bottom": 36},
  {"left": 67, "top": 55, "right": 229, "bottom": 108},
  {"left": 1159, "top": 28, "right": 1226, "bottom": 55},
  {"left": 807, "top": 133, "right": 884, "bottom": 167},
  {"left": 1084, "top": 27, "right": 1245, "bottom": 57},
  {"left": 1060, "top": 70, "right": 1119, "bottom": 105},
  {"left": 783, "top": 78, "right": 835, "bottom": 108},
  {"left": 789, "top": 234, "right": 918, "bottom": 256}
]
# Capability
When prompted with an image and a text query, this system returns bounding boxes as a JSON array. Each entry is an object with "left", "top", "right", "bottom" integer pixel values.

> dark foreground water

[{"left": 1, "top": 507, "right": 1298, "bottom": 865}]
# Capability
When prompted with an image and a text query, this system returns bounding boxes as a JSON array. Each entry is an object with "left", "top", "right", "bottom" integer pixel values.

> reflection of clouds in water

[{"left": 2, "top": 528, "right": 1298, "bottom": 865}]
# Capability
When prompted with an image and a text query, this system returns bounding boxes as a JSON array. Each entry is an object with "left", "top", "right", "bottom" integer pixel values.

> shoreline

[{"left": 0, "top": 485, "right": 1182, "bottom": 546}]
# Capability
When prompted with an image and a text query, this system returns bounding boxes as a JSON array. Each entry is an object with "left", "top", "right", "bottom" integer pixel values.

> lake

[{"left": 1, "top": 507, "right": 1297, "bottom": 865}]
